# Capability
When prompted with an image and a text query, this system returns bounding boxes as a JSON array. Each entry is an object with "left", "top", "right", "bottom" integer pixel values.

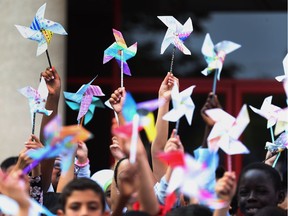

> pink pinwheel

[
  {"left": 157, "top": 151, "right": 226, "bottom": 209},
  {"left": 205, "top": 104, "right": 250, "bottom": 155},
  {"left": 162, "top": 83, "right": 195, "bottom": 133},
  {"left": 18, "top": 77, "right": 52, "bottom": 133},
  {"left": 275, "top": 53, "right": 288, "bottom": 82},
  {"left": 158, "top": 16, "right": 193, "bottom": 55},
  {"left": 64, "top": 77, "right": 105, "bottom": 125},
  {"left": 103, "top": 29, "right": 137, "bottom": 87},
  {"left": 249, "top": 96, "right": 282, "bottom": 129}
]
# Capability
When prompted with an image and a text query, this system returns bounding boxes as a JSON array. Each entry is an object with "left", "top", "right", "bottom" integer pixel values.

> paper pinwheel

[
  {"left": 15, "top": 3, "right": 67, "bottom": 64},
  {"left": 275, "top": 53, "right": 288, "bottom": 82},
  {"left": 249, "top": 96, "right": 282, "bottom": 129},
  {"left": 201, "top": 33, "right": 241, "bottom": 93},
  {"left": 26, "top": 115, "right": 92, "bottom": 174},
  {"left": 265, "top": 131, "right": 288, "bottom": 153},
  {"left": 64, "top": 77, "right": 105, "bottom": 125},
  {"left": 205, "top": 104, "right": 250, "bottom": 155},
  {"left": 18, "top": 77, "right": 52, "bottom": 134},
  {"left": 107, "top": 91, "right": 164, "bottom": 142},
  {"left": 103, "top": 29, "right": 137, "bottom": 87},
  {"left": 273, "top": 107, "right": 288, "bottom": 136},
  {"left": 162, "top": 83, "right": 195, "bottom": 133},
  {"left": 0, "top": 194, "right": 54, "bottom": 216},
  {"left": 158, "top": 16, "right": 193, "bottom": 55},
  {"left": 157, "top": 151, "right": 226, "bottom": 210}
]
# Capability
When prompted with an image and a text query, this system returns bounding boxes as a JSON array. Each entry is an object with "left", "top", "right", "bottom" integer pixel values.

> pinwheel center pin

[{"left": 217, "top": 50, "right": 226, "bottom": 63}]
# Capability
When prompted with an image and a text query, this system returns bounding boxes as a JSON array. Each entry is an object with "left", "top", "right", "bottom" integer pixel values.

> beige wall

[{"left": 0, "top": 0, "right": 66, "bottom": 162}]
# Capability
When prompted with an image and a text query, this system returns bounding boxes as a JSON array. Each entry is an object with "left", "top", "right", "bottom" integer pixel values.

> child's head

[
  {"left": 0, "top": 156, "right": 18, "bottom": 174},
  {"left": 237, "top": 162, "right": 285, "bottom": 216},
  {"left": 165, "top": 204, "right": 213, "bottom": 216},
  {"left": 58, "top": 177, "right": 109, "bottom": 216}
]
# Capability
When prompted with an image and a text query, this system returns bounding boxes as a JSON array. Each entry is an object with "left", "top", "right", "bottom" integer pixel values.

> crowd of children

[{"left": 0, "top": 67, "right": 286, "bottom": 216}]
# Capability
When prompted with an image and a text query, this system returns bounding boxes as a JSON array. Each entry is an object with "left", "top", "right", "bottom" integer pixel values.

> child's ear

[
  {"left": 57, "top": 209, "right": 65, "bottom": 216},
  {"left": 277, "top": 190, "right": 286, "bottom": 204}
]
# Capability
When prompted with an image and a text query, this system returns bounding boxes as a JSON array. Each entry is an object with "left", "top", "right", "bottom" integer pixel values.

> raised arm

[
  {"left": 151, "top": 72, "right": 178, "bottom": 182},
  {"left": 200, "top": 92, "right": 222, "bottom": 148},
  {"left": 109, "top": 87, "right": 126, "bottom": 126},
  {"left": 39, "top": 67, "right": 61, "bottom": 193},
  {"left": 213, "top": 171, "right": 236, "bottom": 216}
]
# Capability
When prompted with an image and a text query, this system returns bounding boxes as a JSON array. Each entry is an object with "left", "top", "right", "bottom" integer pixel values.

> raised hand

[
  {"left": 110, "top": 136, "right": 126, "bottom": 161},
  {"left": 40, "top": 67, "right": 61, "bottom": 97},
  {"left": 201, "top": 92, "right": 222, "bottom": 127},
  {"left": 109, "top": 87, "right": 126, "bottom": 114},
  {"left": 164, "top": 129, "right": 184, "bottom": 153},
  {"left": 158, "top": 72, "right": 179, "bottom": 101}
]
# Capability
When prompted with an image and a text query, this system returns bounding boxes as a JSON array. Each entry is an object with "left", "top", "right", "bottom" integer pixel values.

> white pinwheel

[
  {"left": 158, "top": 16, "right": 193, "bottom": 55},
  {"left": 205, "top": 104, "right": 250, "bottom": 155},
  {"left": 162, "top": 83, "right": 195, "bottom": 125}
]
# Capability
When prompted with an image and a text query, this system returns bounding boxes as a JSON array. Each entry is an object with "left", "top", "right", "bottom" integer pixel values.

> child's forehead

[
  {"left": 68, "top": 189, "right": 103, "bottom": 201},
  {"left": 240, "top": 169, "right": 272, "bottom": 184}
]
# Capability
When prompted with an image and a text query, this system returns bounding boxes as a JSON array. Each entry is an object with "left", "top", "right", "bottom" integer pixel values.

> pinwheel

[
  {"left": 18, "top": 77, "right": 52, "bottom": 134},
  {"left": 265, "top": 131, "right": 288, "bottom": 168},
  {"left": 15, "top": 3, "right": 67, "bottom": 67},
  {"left": 25, "top": 115, "right": 92, "bottom": 174},
  {"left": 64, "top": 77, "right": 105, "bottom": 125},
  {"left": 265, "top": 131, "right": 288, "bottom": 153},
  {"left": 205, "top": 104, "right": 250, "bottom": 171},
  {"left": 201, "top": 33, "right": 241, "bottom": 94},
  {"left": 157, "top": 151, "right": 226, "bottom": 210},
  {"left": 162, "top": 83, "right": 195, "bottom": 135},
  {"left": 111, "top": 92, "right": 164, "bottom": 163},
  {"left": 249, "top": 96, "right": 282, "bottom": 143},
  {"left": 0, "top": 194, "right": 54, "bottom": 216},
  {"left": 275, "top": 53, "right": 288, "bottom": 82},
  {"left": 107, "top": 91, "right": 164, "bottom": 142},
  {"left": 158, "top": 16, "right": 193, "bottom": 73},
  {"left": 103, "top": 29, "right": 137, "bottom": 87},
  {"left": 274, "top": 107, "right": 288, "bottom": 136}
]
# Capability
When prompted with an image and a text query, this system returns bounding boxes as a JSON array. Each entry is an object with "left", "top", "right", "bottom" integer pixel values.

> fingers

[
  {"left": 25, "top": 135, "right": 43, "bottom": 149},
  {"left": 40, "top": 67, "right": 55, "bottom": 82},
  {"left": 109, "top": 87, "right": 125, "bottom": 104}
]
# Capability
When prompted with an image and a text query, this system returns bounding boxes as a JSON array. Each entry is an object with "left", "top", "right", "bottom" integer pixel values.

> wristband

[{"left": 75, "top": 158, "right": 90, "bottom": 167}]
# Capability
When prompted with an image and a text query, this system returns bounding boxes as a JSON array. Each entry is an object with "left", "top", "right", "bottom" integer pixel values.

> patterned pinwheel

[
  {"left": 15, "top": 3, "right": 67, "bottom": 67},
  {"left": 275, "top": 53, "right": 288, "bottom": 82},
  {"left": 103, "top": 29, "right": 137, "bottom": 87},
  {"left": 158, "top": 16, "right": 193, "bottom": 73},
  {"left": 18, "top": 77, "right": 52, "bottom": 134},
  {"left": 265, "top": 131, "right": 288, "bottom": 167},
  {"left": 162, "top": 83, "right": 195, "bottom": 135},
  {"left": 63, "top": 77, "right": 105, "bottom": 125},
  {"left": 26, "top": 115, "right": 92, "bottom": 174},
  {"left": 157, "top": 151, "right": 226, "bottom": 210},
  {"left": 201, "top": 33, "right": 241, "bottom": 94},
  {"left": 205, "top": 104, "right": 250, "bottom": 171},
  {"left": 265, "top": 131, "right": 288, "bottom": 154}
]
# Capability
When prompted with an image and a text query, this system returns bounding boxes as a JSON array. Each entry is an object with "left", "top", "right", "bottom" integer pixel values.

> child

[
  {"left": 57, "top": 177, "right": 110, "bottom": 216},
  {"left": 214, "top": 162, "right": 285, "bottom": 216}
]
